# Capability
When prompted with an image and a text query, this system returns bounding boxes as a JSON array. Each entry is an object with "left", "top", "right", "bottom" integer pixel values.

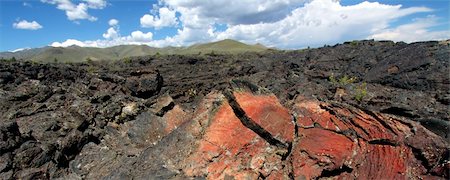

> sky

[{"left": 0, "top": 0, "right": 449, "bottom": 52}]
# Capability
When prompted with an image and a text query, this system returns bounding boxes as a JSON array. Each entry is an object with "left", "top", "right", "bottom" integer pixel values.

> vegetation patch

[{"left": 329, "top": 74, "right": 368, "bottom": 102}]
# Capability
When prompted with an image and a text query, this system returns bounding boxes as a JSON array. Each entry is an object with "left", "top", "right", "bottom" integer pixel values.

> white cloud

[
  {"left": 212, "top": 0, "right": 433, "bottom": 48},
  {"left": 150, "top": 0, "right": 435, "bottom": 48},
  {"left": 52, "top": 20, "right": 153, "bottom": 47},
  {"left": 50, "top": 0, "right": 448, "bottom": 49},
  {"left": 10, "top": 48, "right": 31, "bottom": 53},
  {"left": 370, "top": 16, "right": 450, "bottom": 42},
  {"left": 83, "top": 0, "right": 107, "bottom": 9},
  {"left": 162, "top": 0, "right": 307, "bottom": 25},
  {"left": 129, "top": 31, "right": 153, "bottom": 42},
  {"left": 102, "top": 27, "right": 119, "bottom": 39},
  {"left": 140, "top": 7, "right": 178, "bottom": 29},
  {"left": 41, "top": 0, "right": 107, "bottom": 22},
  {"left": 23, "top": 2, "right": 32, "bottom": 7},
  {"left": 108, "top": 19, "right": 119, "bottom": 26},
  {"left": 51, "top": 39, "right": 86, "bottom": 47},
  {"left": 13, "top": 20, "right": 43, "bottom": 30}
]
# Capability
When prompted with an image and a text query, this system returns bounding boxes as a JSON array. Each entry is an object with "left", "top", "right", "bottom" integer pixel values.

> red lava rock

[
  {"left": 290, "top": 96, "right": 448, "bottom": 179},
  {"left": 183, "top": 91, "right": 294, "bottom": 179},
  {"left": 176, "top": 91, "right": 449, "bottom": 179},
  {"left": 234, "top": 91, "right": 295, "bottom": 143}
]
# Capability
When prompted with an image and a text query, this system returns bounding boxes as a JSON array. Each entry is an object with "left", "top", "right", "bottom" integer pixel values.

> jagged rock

[
  {"left": 0, "top": 121, "right": 23, "bottom": 154},
  {"left": 150, "top": 94, "right": 175, "bottom": 116},
  {"left": 125, "top": 71, "right": 163, "bottom": 99},
  {"left": 289, "top": 96, "right": 449, "bottom": 179},
  {"left": 0, "top": 153, "right": 12, "bottom": 172},
  {"left": 14, "top": 167, "right": 48, "bottom": 180},
  {"left": 0, "top": 40, "right": 448, "bottom": 179},
  {"left": 185, "top": 90, "right": 294, "bottom": 179}
]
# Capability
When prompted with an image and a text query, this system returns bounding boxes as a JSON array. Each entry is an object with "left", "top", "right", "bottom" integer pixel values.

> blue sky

[{"left": 0, "top": 0, "right": 449, "bottom": 51}]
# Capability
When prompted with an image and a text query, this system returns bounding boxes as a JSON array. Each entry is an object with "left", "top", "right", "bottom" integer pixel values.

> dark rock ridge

[{"left": 0, "top": 40, "right": 448, "bottom": 179}]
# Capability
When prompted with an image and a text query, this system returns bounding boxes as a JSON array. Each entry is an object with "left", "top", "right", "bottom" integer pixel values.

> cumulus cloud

[
  {"left": 108, "top": 19, "right": 119, "bottom": 26},
  {"left": 82, "top": 0, "right": 107, "bottom": 9},
  {"left": 13, "top": 20, "right": 43, "bottom": 30},
  {"left": 52, "top": 20, "right": 153, "bottom": 47},
  {"left": 129, "top": 31, "right": 153, "bottom": 42},
  {"left": 51, "top": 39, "right": 86, "bottom": 47},
  {"left": 140, "top": 7, "right": 178, "bottom": 29},
  {"left": 52, "top": 31, "right": 154, "bottom": 47},
  {"left": 162, "top": 0, "right": 307, "bottom": 25},
  {"left": 41, "top": 0, "right": 107, "bottom": 22},
  {"left": 145, "top": 0, "right": 436, "bottom": 48},
  {"left": 102, "top": 27, "right": 119, "bottom": 39},
  {"left": 51, "top": 0, "right": 449, "bottom": 49},
  {"left": 214, "top": 0, "right": 433, "bottom": 48},
  {"left": 369, "top": 16, "right": 450, "bottom": 42}
]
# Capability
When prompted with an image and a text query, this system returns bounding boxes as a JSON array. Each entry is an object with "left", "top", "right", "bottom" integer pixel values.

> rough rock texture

[{"left": 0, "top": 40, "right": 448, "bottom": 179}]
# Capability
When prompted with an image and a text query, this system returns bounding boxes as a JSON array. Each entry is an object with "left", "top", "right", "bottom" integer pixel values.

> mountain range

[{"left": 0, "top": 39, "right": 268, "bottom": 63}]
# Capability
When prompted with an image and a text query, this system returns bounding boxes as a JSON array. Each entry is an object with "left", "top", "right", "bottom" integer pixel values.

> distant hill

[
  {"left": 0, "top": 47, "right": 51, "bottom": 60},
  {"left": 0, "top": 39, "right": 267, "bottom": 63},
  {"left": 181, "top": 39, "right": 267, "bottom": 54}
]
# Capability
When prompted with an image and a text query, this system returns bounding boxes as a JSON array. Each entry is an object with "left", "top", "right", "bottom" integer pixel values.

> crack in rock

[
  {"left": 368, "top": 139, "right": 398, "bottom": 146},
  {"left": 223, "top": 89, "right": 289, "bottom": 150}
]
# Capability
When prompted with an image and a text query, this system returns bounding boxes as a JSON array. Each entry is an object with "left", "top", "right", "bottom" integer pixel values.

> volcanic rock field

[{"left": 0, "top": 40, "right": 449, "bottom": 179}]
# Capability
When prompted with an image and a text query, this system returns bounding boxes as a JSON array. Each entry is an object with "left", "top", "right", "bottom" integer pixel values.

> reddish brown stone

[
  {"left": 234, "top": 92, "right": 295, "bottom": 143},
  {"left": 289, "top": 96, "right": 447, "bottom": 179},
  {"left": 182, "top": 91, "right": 293, "bottom": 179},
  {"left": 166, "top": 91, "right": 448, "bottom": 179},
  {"left": 163, "top": 105, "right": 189, "bottom": 133}
]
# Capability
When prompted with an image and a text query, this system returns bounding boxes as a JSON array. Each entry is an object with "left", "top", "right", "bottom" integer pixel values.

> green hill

[
  {"left": 181, "top": 39, "right": 267, "bottom": 54},
  {"left": 0, "top": 39, "right": 268, "bottom": 63}
]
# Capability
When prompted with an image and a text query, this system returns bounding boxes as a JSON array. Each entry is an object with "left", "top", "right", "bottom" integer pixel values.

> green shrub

[
  {"left": 354, "top": 82, "right": 367, "bottom": 102},
  {"left": 123, "top": 57, "right": 132, "bottom": 64},
  {"left": 329, "top": 74, "right": 368, "bottom": 103},
  {"left": 10, "top": 57, "right": 17, "bottom": 62},
  {"left": 206, "top": 50, "right": 216, "bottom": 56},
  {"left": 186, "top": 88, "right": 197, "bottom": 98},
  {"left": 86, "top": 57, "right": 93, "bottom": 63},
  {"left": 329, "top": 74, "right": 357, "bottom": 87},
  {"left": 87, "top": 65, "right": 97, "bottom": 73}
]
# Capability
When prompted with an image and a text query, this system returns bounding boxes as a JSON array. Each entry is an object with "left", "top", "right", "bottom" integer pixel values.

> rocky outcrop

[
  {"left": 61, "top": 82, "right": 447, "bottom": 179},
  {"left": 0, "top": 40, "right": 448, "bottom": 179},
  {"left": 290, "top": 96, "right": 448, "bottom": 179}
]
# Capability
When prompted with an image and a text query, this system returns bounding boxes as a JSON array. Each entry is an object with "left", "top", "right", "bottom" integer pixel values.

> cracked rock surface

[{"left": 0, "top": 40, "right": 448, "bottom": 179}]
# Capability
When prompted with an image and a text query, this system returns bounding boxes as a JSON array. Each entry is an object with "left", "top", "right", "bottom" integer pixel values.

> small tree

[
  {"left": 54, "top": 58, "right": 58, "bottom": 63},
  {"left": 10, "top": 57, "right": 17, "bottom": 62}
]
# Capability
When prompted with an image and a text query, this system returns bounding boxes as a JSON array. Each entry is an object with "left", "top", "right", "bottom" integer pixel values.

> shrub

[
  {"left": 329, "top": 74, "right": 368, "bottom": 103},
  {"left": 186, "top": 88, "right": 197, "bottom": 98},
  {"left": 329, "top": 74, "right": 357, "bottom": 87},
  {"left": 86, "top": 57, "right": 93, "bottom": 63},
  {"left": 354, "top": 82, "right": 367, "bottom": 102},
  {"left": 87, "top": 65, "right": 97, "bottom": 73},
  {"left": 206, "top": 50, "right": 217, "bottom": 56},
  {"left": 123, "top": 57, "right": 132, "bottom": 64}
]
